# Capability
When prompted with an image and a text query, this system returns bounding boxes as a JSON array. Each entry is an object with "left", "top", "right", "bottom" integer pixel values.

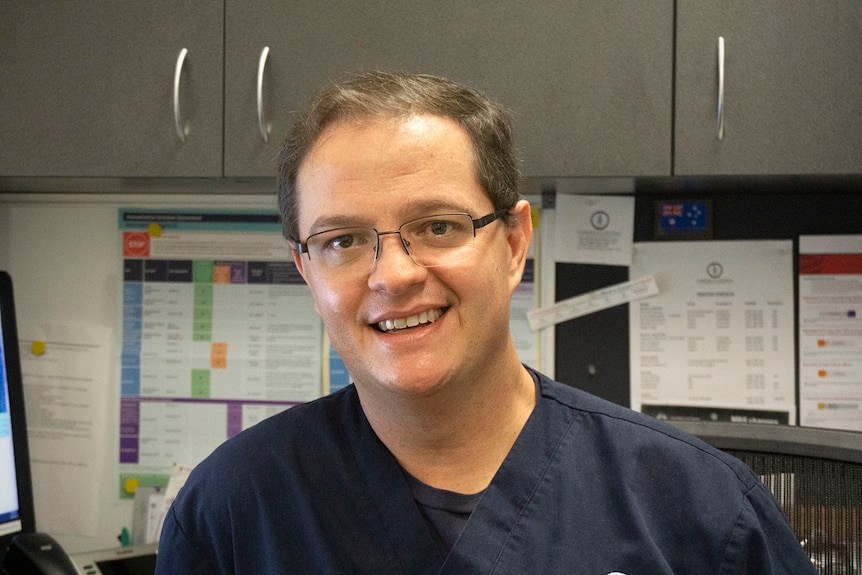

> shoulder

[
  {"left": 532, "top": 369, "right": 761, "bottom": 490},
  {"left": 158, "top": 385, "right": 384, "bottom": 573},
  {"left": 180, "top": 386, "right": 361, "bottom": 499},
  {"left": 226, "top": 385, "right": 354, "bottom": 444},
  {"left": 494, "top": 370, "right": 814, "bottom": 574}
]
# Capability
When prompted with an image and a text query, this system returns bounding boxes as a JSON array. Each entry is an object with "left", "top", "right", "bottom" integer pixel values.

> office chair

[{"left": 671, "top": 421, "right": 861, "bottom": 575}]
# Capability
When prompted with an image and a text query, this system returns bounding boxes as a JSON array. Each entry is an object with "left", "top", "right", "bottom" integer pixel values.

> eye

[
  {"left": 417, "top": 216, "right": 468, "bottom": 237},
  {"left": 405, "top": 215, "right": 472, "bottom": 248},
  {"left": 310, "top": 228, "right": 374, "bottom": 255},
  {"left": 428, "top": 220, "right": 456, "bottom": 236},
  {"left": 326, "top": 233, "right": 357, "bottom": 250}
]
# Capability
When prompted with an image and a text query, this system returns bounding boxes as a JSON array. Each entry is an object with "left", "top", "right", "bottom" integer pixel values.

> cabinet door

[
  {"left": 0, "top": 3, "right": 223, "bottom": 178},
  {"left": 224, "top": 1, "right": 672, "bottom": 178},
  {"left": 675, "top": 1, "right": 862, "bottom": 175}
]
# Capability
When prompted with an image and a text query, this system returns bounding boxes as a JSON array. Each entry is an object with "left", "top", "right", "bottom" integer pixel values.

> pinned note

[{"left": 527, "top": 276, "right": 659, "bottom": 331}]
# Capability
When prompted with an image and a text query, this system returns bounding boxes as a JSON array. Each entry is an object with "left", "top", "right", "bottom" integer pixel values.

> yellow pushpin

[
  {"left": 31, "top": 341, "right": 46, "bottom": 356},
  {"left": 147, "top": 222, "right": 163, "bottom": 237},
  {"left": 123, "top": 478, "right": 140, "bottom": 495}
]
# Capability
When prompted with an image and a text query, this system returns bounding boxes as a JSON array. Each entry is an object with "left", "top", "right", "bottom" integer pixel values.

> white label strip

[{"left": 527, "top": 276, "right": 659, "bottom": 331}]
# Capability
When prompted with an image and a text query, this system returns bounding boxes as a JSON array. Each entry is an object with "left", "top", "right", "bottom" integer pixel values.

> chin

[{"left": 363, "top": 363, "right": 456, "bottom": 397}]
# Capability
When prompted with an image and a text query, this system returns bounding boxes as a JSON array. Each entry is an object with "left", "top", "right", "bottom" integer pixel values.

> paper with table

[
  {"left": 117, "top": 209, "right": 323, "bottom": 497},
  {"left": 629, "top": 240, "right": 796, "bottom": 423}
]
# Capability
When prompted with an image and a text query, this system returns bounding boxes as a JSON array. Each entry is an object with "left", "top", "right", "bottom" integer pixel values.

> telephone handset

[
  {"left": 3, "top": 533, "right": 158, "bottom": 575},
  {"left": 2, "top": 532, "right": 78, "bottom": 575}
]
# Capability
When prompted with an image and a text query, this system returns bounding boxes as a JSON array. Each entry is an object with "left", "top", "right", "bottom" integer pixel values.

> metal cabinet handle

[
  {"left": 173, "top": 48, "right": 189, "bottom": 143},
  {"left": 257, "top": 46, "right": 271, "bottom": 143},
  {"left": 716, "top": 36, "right": 725, "bottom": 140}
]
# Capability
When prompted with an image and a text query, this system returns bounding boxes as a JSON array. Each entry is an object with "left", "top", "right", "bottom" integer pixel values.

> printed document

[{"left": 629, "top": 241, "right": 795, "bottom": 423}]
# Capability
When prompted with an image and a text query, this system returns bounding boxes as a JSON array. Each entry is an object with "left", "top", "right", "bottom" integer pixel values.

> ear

[
  {"left": 293, "top": 247, "right": 309, "bottom": 282},
  {"left": 293, "top": 248, "right": 321, "bottom": 314},
  {"left": 506, "top": 199, "right": 533, "bottom": 290}
]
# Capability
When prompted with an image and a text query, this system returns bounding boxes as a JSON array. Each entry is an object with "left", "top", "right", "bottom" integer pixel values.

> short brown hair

[{"left": 276, "top": 70, "right": 521, "bottom": 241}]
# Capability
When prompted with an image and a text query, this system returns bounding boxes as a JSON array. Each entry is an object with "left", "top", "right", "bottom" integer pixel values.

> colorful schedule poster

[{"left": 117, "top": 209, "right": 322, "bottom": 495}]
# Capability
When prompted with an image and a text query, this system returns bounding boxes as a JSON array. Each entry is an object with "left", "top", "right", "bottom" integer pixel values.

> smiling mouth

[{"left": 375, "top": 308, "right": 445, "bottom": 333}]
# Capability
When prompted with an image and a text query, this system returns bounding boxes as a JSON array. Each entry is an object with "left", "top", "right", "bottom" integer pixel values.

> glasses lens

[
  {"left": 306, "top": 227, "right": 377, "bottom": 272},
  {"left": 401, "top": 214, "right": 475, "bottom": 267}
]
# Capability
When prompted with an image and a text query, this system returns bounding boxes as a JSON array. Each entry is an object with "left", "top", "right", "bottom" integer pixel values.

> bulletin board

[
  {"left": 1, "top": 184, "right": 858, "bottom": 552},
  {"left": 554, "top": 186, "right": 862, "bottom": 421}
]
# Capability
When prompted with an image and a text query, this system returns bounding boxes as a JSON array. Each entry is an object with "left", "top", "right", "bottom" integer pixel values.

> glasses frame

[{"left": 294, "top": 209, "right": 508, "bottom": 268}]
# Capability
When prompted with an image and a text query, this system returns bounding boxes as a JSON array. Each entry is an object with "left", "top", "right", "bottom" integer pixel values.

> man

[{"left": 156, "top": 71, "right": 816, "bottom": 573}]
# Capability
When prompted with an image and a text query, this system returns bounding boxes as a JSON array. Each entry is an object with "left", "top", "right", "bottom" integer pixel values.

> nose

[{"left": 367, "top": 231, "right": 425, "bottom": 292}]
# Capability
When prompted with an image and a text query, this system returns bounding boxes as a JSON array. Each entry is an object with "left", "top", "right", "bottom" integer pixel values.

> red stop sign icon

[{"left": 123, "top": 232, "right": 150, "bottom": 257}]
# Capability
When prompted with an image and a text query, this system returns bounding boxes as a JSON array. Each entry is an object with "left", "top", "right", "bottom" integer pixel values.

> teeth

[{"left": 378, "top": 309, "right": 442, "bottom": 333}]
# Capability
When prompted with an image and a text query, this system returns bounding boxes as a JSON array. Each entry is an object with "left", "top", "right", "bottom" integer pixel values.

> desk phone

[{"left": 70, "top": 543, "right": 157, "bottom": 575}]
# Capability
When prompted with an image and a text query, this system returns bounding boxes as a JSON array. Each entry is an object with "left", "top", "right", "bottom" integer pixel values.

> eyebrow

[
  {"left": 306, "top": 215, "right": 375, "bottom": 235},
  {"left": 305, "top": 198, "right": 485, "bottom": 236},
  {"left": 407, "top": 197, "right": 477, "bottom": 215}
]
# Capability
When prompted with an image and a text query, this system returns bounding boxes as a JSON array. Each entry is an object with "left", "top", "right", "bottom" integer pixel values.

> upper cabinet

[
  {"left": 674, "top": 0, "right": 862, "bottom": 175},
  {"left": 223, "top": 1, "right": 673, "bottom": 178},
  {"left": 0, "top": 3, "right": 224, "bottom": 178},
  {"left": 4, "top": 2, "right": 858, "bottom": 181},
  {"left": 0, "top": 2, "right": 673, "bottom": 181}
]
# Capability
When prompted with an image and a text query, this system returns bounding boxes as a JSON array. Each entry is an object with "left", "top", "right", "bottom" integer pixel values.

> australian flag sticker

[{"left": 657, "top": 200, "right": 710, "bottom": 237}]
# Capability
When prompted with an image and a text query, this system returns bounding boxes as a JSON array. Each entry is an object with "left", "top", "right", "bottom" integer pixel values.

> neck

[{"left": 357, "top": 352, "right": 536, "bottom": 494}]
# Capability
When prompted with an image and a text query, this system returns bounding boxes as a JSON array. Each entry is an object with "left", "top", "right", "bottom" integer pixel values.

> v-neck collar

[
  {"left": 341, "top": 371, "right": 576, "bottom": 574},
  {"left": 439, "top": 374, "right": 577, "bottom": 573},
  {"left": 342, "top": 388, "right": 446, "bottom": 573}
]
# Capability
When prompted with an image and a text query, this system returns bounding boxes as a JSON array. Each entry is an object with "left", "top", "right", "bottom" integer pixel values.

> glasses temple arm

[{"left": 472, "top": 208, "right": 509, "bottom": 230}]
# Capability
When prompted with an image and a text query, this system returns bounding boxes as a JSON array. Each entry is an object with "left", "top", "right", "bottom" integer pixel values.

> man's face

[{"left": 293, "top": 114, "right": 530, "bottom": 398}]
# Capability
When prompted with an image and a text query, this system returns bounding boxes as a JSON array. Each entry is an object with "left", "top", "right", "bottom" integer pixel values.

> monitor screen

[{"left": 0, "top": 271, "right": 35, "bottom": 556}]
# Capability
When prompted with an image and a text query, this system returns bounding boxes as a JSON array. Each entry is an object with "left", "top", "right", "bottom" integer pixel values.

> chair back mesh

[{"left": 726, "top": 449, "right": 861, "bottom": 574}]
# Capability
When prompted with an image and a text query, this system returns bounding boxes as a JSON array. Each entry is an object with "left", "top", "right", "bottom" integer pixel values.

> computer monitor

[{"left": 0, "top": 271, "right": 36, "bottom": 559}]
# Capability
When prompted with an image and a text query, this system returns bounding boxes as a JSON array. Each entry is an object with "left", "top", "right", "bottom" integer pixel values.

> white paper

[
  {"left": 19, "top": 323, "right": 113, "bottom": 537},
  {"left": 151, "top": 463, "right": 192, "bottom": 544},
  {"left": 527, "top": 276, "right": 659, "bottom": 331},
  {"left": 798, "top": 235, "right": 862, "bottom": 431},
  {"left": 629, "top": 241, "right": 796, "bottom": 422},
  {"left": 554, "top": 194, "right": 634, "bottom": 265}
]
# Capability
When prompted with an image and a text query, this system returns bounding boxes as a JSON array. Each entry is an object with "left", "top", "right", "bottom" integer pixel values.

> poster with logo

[
  {"left": 629, "top": 241, "right": 796, "bottom": 424},
  {"left": 117, "top": 209, "right": 322, "bottom": 496}
]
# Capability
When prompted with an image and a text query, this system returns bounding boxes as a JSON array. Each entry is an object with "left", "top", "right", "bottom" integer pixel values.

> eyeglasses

[{"left": 295, "top": 209, "right": 507, "bottom": 276}]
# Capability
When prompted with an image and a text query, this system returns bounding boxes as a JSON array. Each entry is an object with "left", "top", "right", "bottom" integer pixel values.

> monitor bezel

[{"left": 0, "top": 271, "right": 36, "bottom": 548}]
